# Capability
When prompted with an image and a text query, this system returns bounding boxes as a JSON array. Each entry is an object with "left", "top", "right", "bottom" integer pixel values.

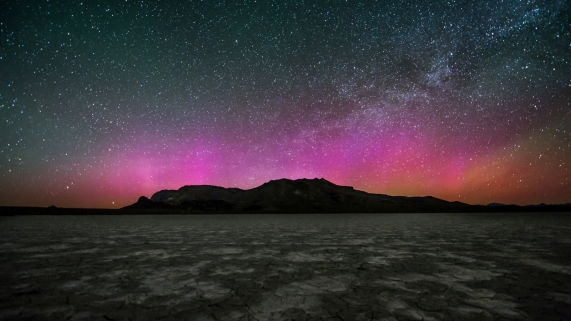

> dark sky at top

[{"left": 1, "top": 0, "right": 570, "bottom": 208}]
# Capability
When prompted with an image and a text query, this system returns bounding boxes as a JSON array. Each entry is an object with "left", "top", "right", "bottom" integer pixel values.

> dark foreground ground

[{"left": 0, "top": 213, "right": 570, "bottom": 320}]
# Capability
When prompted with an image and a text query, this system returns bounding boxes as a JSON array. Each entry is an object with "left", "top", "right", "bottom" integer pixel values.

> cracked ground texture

[{"left": 1, "top": 213, "right": 570, "bottom": 321}]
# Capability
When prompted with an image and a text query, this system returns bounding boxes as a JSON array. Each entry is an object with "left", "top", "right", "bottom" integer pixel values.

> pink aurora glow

[{"left": 5, "top": 102, "right": 565, "bottom": 209}]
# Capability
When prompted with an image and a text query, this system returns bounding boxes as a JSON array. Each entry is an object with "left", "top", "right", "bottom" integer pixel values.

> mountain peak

[{"left": 123, "top": 178, "right": 476, "bottom": 213}]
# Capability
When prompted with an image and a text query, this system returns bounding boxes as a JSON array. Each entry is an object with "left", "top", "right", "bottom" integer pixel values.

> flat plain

[{"left": 0, "top": 213, "right": 570, "bottom": 320}]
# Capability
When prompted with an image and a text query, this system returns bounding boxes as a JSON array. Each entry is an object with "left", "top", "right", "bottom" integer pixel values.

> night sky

[{"left": 1, "top": 0, "right": 570, "bottom": 208}]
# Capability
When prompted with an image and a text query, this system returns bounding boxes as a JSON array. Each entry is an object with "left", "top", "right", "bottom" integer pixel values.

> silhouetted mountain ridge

[{"left": 124, "top": 178, "right": 477, "bottom": 213}]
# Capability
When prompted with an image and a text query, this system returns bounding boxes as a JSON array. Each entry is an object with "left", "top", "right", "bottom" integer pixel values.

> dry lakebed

[{"left": 1, "top": 213, "right": 570, "bottom": 320}]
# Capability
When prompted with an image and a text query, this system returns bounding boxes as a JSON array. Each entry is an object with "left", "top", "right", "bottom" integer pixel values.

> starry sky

[{"left": 1, "top": 0, "right": 570, "bottom": 208}]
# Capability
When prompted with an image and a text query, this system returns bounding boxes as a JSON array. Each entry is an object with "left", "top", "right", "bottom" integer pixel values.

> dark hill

[{"left": 123, "top": 178, "right": 477, "bottom": 213}]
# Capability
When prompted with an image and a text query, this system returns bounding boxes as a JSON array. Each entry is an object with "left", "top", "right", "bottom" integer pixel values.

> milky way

[{"left": 1, "top": 0, "right": 570, "bottom": 208}]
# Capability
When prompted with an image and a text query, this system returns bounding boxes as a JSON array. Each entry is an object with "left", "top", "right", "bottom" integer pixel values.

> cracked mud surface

[{"left": 1, "top": 213, "right": 570, "bottom": 320}]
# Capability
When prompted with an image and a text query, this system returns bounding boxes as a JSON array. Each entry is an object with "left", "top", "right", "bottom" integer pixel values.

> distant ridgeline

[{"left": 122, "top": 178, "right": 571, "bottom": 214}]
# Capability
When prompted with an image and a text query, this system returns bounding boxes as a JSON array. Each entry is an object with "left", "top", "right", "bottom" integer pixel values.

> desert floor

[{"left": 1, "top": 213, "right": 570, "bottom": 320}]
